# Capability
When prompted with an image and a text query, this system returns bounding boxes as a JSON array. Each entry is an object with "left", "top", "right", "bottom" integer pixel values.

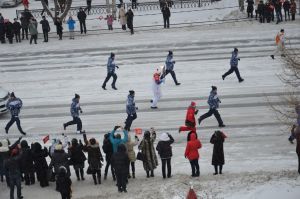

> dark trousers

[
  {"left": 92, "top": 169, "right": 101, "bottom": 184},
  {"left": 291, "top": 13, "right": 295, "bottom": 20},
  {"left": 284, "top": 9, "right": 290, "bottom": 20},
  {"left": 298, "top": 153, "right": 300, "bottom": 174},
  {"left": 60, "top": 193, "right": 71, "bottom": 199},
  {"left": 129, "top": 162, "right": 135, "bottom": 174},
  {"left": 75, "top": 168, "right": 84, "bottom": 180},
  {"left": 189, "top": 159, "right": 200, "bottom": 176},
  {"left": 24, "top": 172, "right": 35, "bottom": 185},
  {"left": 15, "top": 32, "right": 21, "bottom": 42},
  {"left": 9, "top": 175, "right": 21, "bottom": 199},
  {"left": 122, "top": 25, "right": 126, "bottom": 30},
  {"left": 259, "top": 14, "right": 265, "bottom": 23},
  {"left": 79, "top": 20, "right": 87, "bottom": 34},
  {"left": 102, "top": 72, "right": 117, "bottom": 88},
  {"left": 30, "top": 34, "right": 37, "bottom": 44},
  {"left": 104, "top": 157, "right": 116, "bottom": 180},
  {"left": 87, "top": 1, "right": 92, "bottom": 14},
  {"left": 223, "top": 66, "right": 243, "bottom": 81},
  {"left": 5, "top": 116, "right": 25, "bottom": 134},
  {"left": 161, "top": 158, "right": 171, "bottom": 178},
  {"left": 127, "top": 23, "right": 134, "bottom": 34},
  {"left": 115, "top": 171, "right": 127, "bottom": 191},
  {"left": 165, "top": 69, "right": 179, "bottom": 84},
  {"left": 22, "top": 28, "right": 28, "bottom": 39},
  {"left": 43, "top": 29, "right": 48, "bottom": 42},
  {"left": 163, "top": 16, "right": 170, "bottom": 28},
  {"left": 124, "top": 113, "right": 137, "bottom": 131},
  {"left": 214, "top": 165, "right": 223, "bottom": 174},
  {"left": 65, "top": 117, "right": 82, "bottom": 131},
  {"left": 276, "top": 10, "right": 282, "bottom": 23},
  {"left": 198, "top": 108, "right": 224, "bottom": 126}
]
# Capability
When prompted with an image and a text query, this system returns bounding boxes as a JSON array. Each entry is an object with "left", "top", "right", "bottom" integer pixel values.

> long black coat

[
  {"left": 68, "top": 143, "right": 86, "bottom": 166},
  {"left": 56, "top": 171, "right": 72, "bottom": 195},
  {"left": 102, "top": 134, "right": 113, "bottom": 161},
  {"left": 20, "top": 141, "right": 34, "bottom": 173},
  {"left": 125, "top": 10, "right": 134, "bottom": 29},
  {"left": 83, "top": 143, "right": 103, "bottom": 171},
  {"left": 161, "top": 6, "right": 171, "bottom": 18},
  {"left": 156, "top": 134, "right": 174, "bottom": 159},
  {"left": 111, "top": 144, "right": 129, "bottom": 175},
  {"left": 210, "top": 132, "right": 225, "bottom": 165},
  {"left": 49, "top": 150, "right": 70, "bottom": 176},
  {"left": 32, "top": 143, "right": 48, "bottom": 171},
  {"left": 5, "top": 22, "right": 14, "bottom": 39},
  {"left": 13, "top": 22, "right": 21, "bottom": 34}
]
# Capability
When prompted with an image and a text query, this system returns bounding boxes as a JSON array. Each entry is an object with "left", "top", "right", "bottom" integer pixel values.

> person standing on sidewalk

[
  {"left": 161, "top": 4, "right": 170, "bottom": 28},
  {"left": 40, "top": 16, "right": 50, "bottom": 42},
  {"left": 77, "top": 7, "right": 87, "bottom": 34},
  {"left": 102, "top": 53, "right": 119, "bottom": 90},
  {"left": 198, "top": 86, "right": 225, "bottom": 128},
  {"left": 222, "top": 48, "right": 244, "bottom": 83},
  {"left": 63, "top": 94, "right": 84, "bottom": 134},
  {"left": 5, "top": 92, "right": 26, "bottom": 135}
]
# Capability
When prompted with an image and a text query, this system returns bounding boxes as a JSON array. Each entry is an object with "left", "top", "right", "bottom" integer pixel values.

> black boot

[
  {"left": 213, "top": 165, "right": 218, "bottom": 175},
  {"left": 80, "top": 168, "right": 85, "bottom": 180},
  {"left": 92, "top": 175, "right": 97, "bottom": 185},
  {"left": 219, "top": 165, "right": 223, "bottom": 174},
  {"left": 146, "top": 171, "right": 150, "bottom": 178},
  {"left": 150, "top": 170, "right": 154, "bottom": 177},
  {"left": 97, "top": 174, "right": 101, "bottom": 184},
  {"left": 75, "top": 170, "right": 80, "bottom": 181},
  {"left": 132, "top": 173, "right": 135, "bottom": 179}
]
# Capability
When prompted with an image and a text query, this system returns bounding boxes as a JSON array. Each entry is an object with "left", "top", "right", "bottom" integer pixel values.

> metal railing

[{"left": 16, "top": 0, "right": 215, "bottom": 19}]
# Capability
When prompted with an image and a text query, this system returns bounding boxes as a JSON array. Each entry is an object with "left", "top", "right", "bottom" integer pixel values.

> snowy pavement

[{"left": 1, "top": 0, "right": 300, "bottom": 198}]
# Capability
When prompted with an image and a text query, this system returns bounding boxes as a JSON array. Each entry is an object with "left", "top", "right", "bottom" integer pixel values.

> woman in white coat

[{"left": 151, "top": 68, "right": 165, "bottom": 109}]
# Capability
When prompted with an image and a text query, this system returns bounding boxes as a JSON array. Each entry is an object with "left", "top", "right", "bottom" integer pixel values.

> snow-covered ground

[{"left": 1, "top": 0, "right": 300, "bottom": 198}]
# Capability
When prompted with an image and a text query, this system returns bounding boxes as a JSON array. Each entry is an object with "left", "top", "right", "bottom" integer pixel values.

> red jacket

[
  {"left": 185, "top": 106, "right": 196, "bottom": 127},
  {"left": 23, "top": 0, "right": 29, "bottom": 6},
  {"left": 185, "top": 133, "right": 202, "bottom": 160}
]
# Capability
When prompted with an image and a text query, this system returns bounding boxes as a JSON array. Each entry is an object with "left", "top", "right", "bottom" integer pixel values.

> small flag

[
  {"left": 186, "top": 186, "right": 197, "bottom": 199},
  {"left": 134, "top": 128, "right": 142, "bottom": 135},
  {"left": 43, "top": 135, "right": 50, "bottom": 144}
]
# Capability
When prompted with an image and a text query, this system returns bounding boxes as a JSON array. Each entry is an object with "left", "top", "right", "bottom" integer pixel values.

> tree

[{"left": 40, "top": 0, "right": 73, "bottom": 22}]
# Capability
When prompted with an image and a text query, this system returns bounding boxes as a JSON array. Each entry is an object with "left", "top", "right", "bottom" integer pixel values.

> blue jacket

[
  {"left": 230, "top": 51, "right": 239, "bottom": 67},
  {"left": 70, "top": 98, "right": 81, "bottom": 117},
  {"left": 165, "top": 54, "right": 175, "bottom": 71},
  {"left": 107, "top": 57, "right": 116, "bottom": 73},
  {"left": 207, "top": 91, "right": 221, "bottom": 109},
  {"left": 109, "top": 130, "right": 128, "bottom": 153},
  {"left": 6, "top": 98, "right": 22, "bottom": 117},
  {"left": 126, "top": 94, "right": 136, "bottom": 115},
  {"left": 67, "top": 19, "right": 76, "bottom": 30}
]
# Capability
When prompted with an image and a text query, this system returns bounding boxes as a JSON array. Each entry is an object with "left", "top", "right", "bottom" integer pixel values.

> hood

[
  {"left": 0, "top": 87, "right": 9, "bottom": 99},
  {"left": 20, "top": 140, "right": 29, "bottom": 149},
  {"left": 0, "top": 139, "right": 9, "bottom": 152},
  {"left": 33, "top": 142, "right": 42, "bottom": 152},
  {"left": 117, "top": 144, "right": 127, "bottom": 153},
  {"left": 190, "top": 133, "right": 197, "bottom": 141},
  {"left": 159, "top": 133, "right": 169, "bottom": 141}
]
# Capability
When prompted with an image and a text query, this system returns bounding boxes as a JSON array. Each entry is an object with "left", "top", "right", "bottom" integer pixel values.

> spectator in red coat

[
  {"left": 23, "top": 0, "right": 29, "bottom": 9},
  {"left": 184, "top": 133, "right": 202, "bottom": 177},
  {"left": 179, "top": 101, "right": 198, "bottom": 133}
]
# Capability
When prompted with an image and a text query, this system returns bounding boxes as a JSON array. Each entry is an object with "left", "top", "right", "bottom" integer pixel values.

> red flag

[
  {"left": 43, "top": 135, "right": 50, "bottom": 144},
  {"left": 186, "top": 187, "right": 197, "bottom": 199}
]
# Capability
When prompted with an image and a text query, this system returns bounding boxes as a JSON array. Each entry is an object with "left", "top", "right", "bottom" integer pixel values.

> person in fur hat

[
  {"left": 210, "top": 130, "right": 226, "bottom": 175},
  {"left": 156, "top": 132, "right": 174, "bottom": 179},
  {"left": 179, "top": 101, "right": 198, "bottom": 133},
  {"left": 83, "top": 134, "right": 103, "bottom": 185}
]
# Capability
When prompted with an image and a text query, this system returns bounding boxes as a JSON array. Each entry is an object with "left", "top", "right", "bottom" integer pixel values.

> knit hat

[
  {"left": 191, "top": 101, "right": 196, "bottom": 107},
  {"left": 280, "top": 29, "right": 284, "bottom": 33},
  {"left": 111, "top": 52, "right": 115, "bottom": 58},
  {"left": 168, "top": 50, "right": 173, "bottom": 55},
  {"left": 75, "top": 93, "right": 80, "bottom": 99},
  {"left": 211, "top": 86, "right": 217, "bottom": 91},
  {"left": 234, "top": 48, "right": 238, "bottom": 52},
  {"left": 159, "top": 132, "right": 169, "bottom": 141},
  {"left": 10, "top": 92, "right": 15, "bottom": 98},
  {"left": 55, "top": 144, "right": 63, "bottom": 151},
  {"left": 129, "top": 90, "right": 135, "bottom": 95}
]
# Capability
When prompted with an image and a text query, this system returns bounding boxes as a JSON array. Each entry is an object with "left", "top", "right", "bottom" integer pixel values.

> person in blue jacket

[
  {"left": 124, "top": 90, "right": 138, "bottom": 131},
  {"left": 163, "top": 51, "right": 180, "bottom": 85},
  {"left": 102, "top": 53, "right": 119, "bottom": 90},
  {"left": 222, "top": 48, "right": 244, "bottom": 83},
  {"left": 67, "top": 16, "right": 76, "bottom": 39},
  {"left": 109, "top": 126, "right": 128, "bottom": 153},
  {"left": 63, "top": 94, "right": 84, "bottom": 134},
  {"left": 5, "top": 92, "right": 26, "bottom": 135},
  {"left": 198, "top": 86, "right": 225, "bottom": 128}
]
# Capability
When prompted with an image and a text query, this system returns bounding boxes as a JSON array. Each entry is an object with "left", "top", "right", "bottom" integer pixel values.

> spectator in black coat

[
  {"left": 77, "top": 7, "right": 87, "bottom": 34},
  {"left": 246, "top": 0, "right": 254, "bottom": 18},
  {"left": 161, "top": 4, "right": 171, "bottom": 28},
  {"left": 257, "top": 0, "right": 265, "bottom": 23},
  {"left": 0, "top": 18, "right": 5, "bottom": 43},
  {"left": 156, "top": 132, "right": 174, "bottom": 179},
  {"left": 4, "top": 20, "right": 14, "bottom": 44},
  {"left": 125, "top": 8, "right": 134, "bottom": 35},
  {"left": 274, "top": 0, "right": 283, "bottom": 24},
  {"left": 68, "top": 138, "right": 86, "bottom": 181},
  {"left": 111, "top": 144, "right": 129, "bottom": 193},
  {"left": 32, "top": 142, "right": 49, "bottom": 187},
  {"left": 49, "top": 144, "right": 70, "bottom": 177},
  {"left": 56, "top": 166, "right": 72, "bottom": 199},
  {"left": 20, "top": 140, "right": 35, "bottom": 185},
  {"left": 20, "top": 9, "right": 32, "bottom": 40},
  {"left": 4, "top": 148, "right": 23, "bottom": 199},
  {"left": 12, "top": 18, "right": 21, "bottom": 43},
  {"left": 54, "top": 18, "right": 63, "bottom": 40},
  {"left": 102, "top": 133, "right": 116, "bottom": 180},
  {"left": 210, "top": 130, "right": 226, "bottom": 175},
  {"left": 83, "top": 134, "right": 103, "bottom": 185},
  {"left": 40, "top": 16, "right": 50, "bottom": 42},
  {"left": 283, "top": 0, "right": 291, "bottom": 21}
]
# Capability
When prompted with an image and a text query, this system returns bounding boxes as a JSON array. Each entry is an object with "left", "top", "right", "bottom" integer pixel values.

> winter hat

[
  {"left": 111, "top": 52, "right": 115, "bottom": 58},
  {"left": 159, "top": 132, "right": 169, "bottom": 141},
  {"left": 20, "top": 140, "right": 29, "bottom": 149},
  {"left": 71, "top": 138, "right": 78, "bottom": 146},
  {"left": 89, "top": 138, "right": 96, "bottom": 145},
  {"left": 191, "top": 101, "right": 196, "bottom": 107},
  {"left": 168, "top": 50, "right": 173, "bottom": 55},
  {"left": 211, "top": 86, "right": 217, "bottom": 91},
  {"left": 115, "top": 134, "right": 121, "bottom": 139},
  {"left": 280, "top": 29, "right": 284, "bottom": 33},
  {"left": 144, "top": 131, "right": 150, "bottom": 139},
  {"left": 75, "top": 93, "right": 80, "bottom": 99},
  {"left": 129, "top": 90, "right": 135, "bottom": 95},
  {"left": 234, "top": 48, "right": 238, "bottom": 52},
  {"left": 55, "top": 144, "right": 63, "bottom": 151},
  {"left": 10, "top": 92, "right": 15, "bottom": 98}
]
